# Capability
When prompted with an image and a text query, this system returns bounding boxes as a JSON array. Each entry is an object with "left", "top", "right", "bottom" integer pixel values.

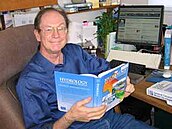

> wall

[
  {"left": 164, "top": 11, "right": 172, "bottom": 25},
  {"left": 120, "top": 0, "right": 148, "bottom": 5},
  {"left": 148, "top": 0, "right": 172, "bottom": 25},
  {"left": 67, "top": 10, "right": 105, "bottom": 22}
]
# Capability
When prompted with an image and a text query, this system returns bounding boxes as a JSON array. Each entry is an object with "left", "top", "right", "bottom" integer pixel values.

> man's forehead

[
  {"left": 41, "top": 10, "right": 63, "bottom": 20},
  {"left": 40, "top": 11, "right": 65, "bottom": 26}
]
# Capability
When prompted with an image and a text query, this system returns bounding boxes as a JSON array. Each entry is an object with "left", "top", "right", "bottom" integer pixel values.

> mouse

[{"left": 162, "top": 70, "right": 172, "bottom": 78}]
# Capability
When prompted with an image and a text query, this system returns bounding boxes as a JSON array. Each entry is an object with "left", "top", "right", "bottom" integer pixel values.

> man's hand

[
  {"left": 63, "top": 77, "right": 134, "bottom": 124},
  {"left": 124, "top": 77, "right": 135, "bottom": 98},
  {"left": 64, "top": 97, "right": 107, "bottom": 123}
]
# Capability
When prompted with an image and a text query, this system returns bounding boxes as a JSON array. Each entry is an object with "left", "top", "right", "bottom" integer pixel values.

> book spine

[
  {"left": 147, "top": 88, "right": 164, "bottom": 100},
  {"left": 94, "top": 78, "right": 101, "bottom": 107},
  {"left": 146, "top": 88, "right": 172, "bottom": 101}
]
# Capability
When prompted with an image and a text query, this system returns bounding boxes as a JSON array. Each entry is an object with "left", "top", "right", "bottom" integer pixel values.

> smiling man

[{"left": 16, "top": 7, "right": 155, "bottom": 129}]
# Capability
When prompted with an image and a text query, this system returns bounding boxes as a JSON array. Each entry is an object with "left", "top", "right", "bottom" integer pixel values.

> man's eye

[
  {"left": 58, "top": 27, "right": 64, "bottom": 31},
  {"left": 45, "top": 28, "right": 53, "bottom": 32}
]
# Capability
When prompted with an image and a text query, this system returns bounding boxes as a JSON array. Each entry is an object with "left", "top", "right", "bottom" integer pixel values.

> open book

[{"left": 54, "top": 63, "right": 129, "bottom": 112}]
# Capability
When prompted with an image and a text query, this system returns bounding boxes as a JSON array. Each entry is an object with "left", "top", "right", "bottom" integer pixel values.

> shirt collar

[{"left": 34, "top": 51, "right": 58, "bottom": 71}]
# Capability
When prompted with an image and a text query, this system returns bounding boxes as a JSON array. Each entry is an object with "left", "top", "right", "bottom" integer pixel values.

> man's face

[{"left": 34, "top": 11, "right": 68, "bottom": 55}]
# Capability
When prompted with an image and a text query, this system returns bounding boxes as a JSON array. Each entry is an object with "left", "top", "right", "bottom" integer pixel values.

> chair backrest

[{"left": 0, "top": 25, "right": 38, "bottom": 129}]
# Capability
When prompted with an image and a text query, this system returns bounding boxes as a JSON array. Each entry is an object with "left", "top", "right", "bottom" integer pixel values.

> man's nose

[{"left": 52, "top": 28, "right": 60, "bottom": 37}]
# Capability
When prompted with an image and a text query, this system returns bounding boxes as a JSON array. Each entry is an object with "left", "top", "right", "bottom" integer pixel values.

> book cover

[
  {"left": 54, "top": 63, "right": 129, "bottom": 112},
  {"left": 146, "top": 81, "right": 172, "bottom": 104}
]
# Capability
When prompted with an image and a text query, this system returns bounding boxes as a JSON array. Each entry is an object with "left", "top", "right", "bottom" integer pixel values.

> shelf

[
  {"left": 66, "top": 5, "right": 119, "bottom": 14},
  {"left": 0, "top": 0, "right": 57, "bottom": 12}
]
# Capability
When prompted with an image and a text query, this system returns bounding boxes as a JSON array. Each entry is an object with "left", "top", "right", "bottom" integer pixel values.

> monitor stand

[
  {"left": 135, "top": 45, "right": 163, "bottom": 54},
  {"left": 123, "top": 44, "right": 137, "bottom": 51}
]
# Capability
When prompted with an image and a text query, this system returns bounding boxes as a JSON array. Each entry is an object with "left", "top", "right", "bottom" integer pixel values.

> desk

[
  {"left": 96, "top": 49, "right": 172, "bottom": 113},
  {"left": 131, "top": 78, "right": 172, "bottom": 114}
]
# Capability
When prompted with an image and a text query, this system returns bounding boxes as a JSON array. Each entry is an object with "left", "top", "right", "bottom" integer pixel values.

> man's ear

[
  {"left": 66, "top": 30, "right": 69, "bottom": 42},
  {"left": 34, "top": 29, "right": 41, "bottom": 42}
]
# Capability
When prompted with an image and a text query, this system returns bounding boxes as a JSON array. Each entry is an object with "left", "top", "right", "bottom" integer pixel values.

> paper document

[{"left": 67, "top": 22, "right": 83, "bottom": 44}]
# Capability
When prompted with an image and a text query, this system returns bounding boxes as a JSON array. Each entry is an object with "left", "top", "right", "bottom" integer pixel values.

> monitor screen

[{"left": 116, "top": 5, "right": 164, "bottom": 47}]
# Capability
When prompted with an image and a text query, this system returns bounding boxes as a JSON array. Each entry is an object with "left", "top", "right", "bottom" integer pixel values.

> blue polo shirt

[{"left": 16, "top": 43, "right": 110, "bottom": 129}]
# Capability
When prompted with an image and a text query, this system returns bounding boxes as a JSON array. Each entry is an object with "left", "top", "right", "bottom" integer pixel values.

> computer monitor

[{"left": 116, "top": 5, "right": 164, "bottom": 50}]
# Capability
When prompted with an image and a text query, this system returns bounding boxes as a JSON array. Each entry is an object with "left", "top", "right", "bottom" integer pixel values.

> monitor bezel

[{"left": 116, "top": 5, "right": 164, "bottom": 47}]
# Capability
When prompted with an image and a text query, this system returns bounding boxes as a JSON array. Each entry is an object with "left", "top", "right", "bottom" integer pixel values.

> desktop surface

[{"left": 131, "top": 77, "right": 172, "bottom": 114}]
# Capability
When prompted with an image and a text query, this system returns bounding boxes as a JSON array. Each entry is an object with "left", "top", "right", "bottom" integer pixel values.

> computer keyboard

[{"left": 106, "top": 50, "right": 162, "bottom": 69}]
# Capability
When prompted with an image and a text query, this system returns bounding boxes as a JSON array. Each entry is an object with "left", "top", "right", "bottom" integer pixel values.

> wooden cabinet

[
  {"left": 0, "top": 1, "right": 118, "bottom": 13},
  {"left": 0, "top": 0, "right": 57, "bottom": 12}
]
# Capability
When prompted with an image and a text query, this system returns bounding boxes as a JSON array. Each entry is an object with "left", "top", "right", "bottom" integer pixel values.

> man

[{"left": 16, "top": 7, "right": 154, "bottom": 129}]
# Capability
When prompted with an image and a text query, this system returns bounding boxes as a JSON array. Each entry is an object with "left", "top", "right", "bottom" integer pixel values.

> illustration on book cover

[{"left": 102, "top": 72, "right": 126, "bottom": 106}]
